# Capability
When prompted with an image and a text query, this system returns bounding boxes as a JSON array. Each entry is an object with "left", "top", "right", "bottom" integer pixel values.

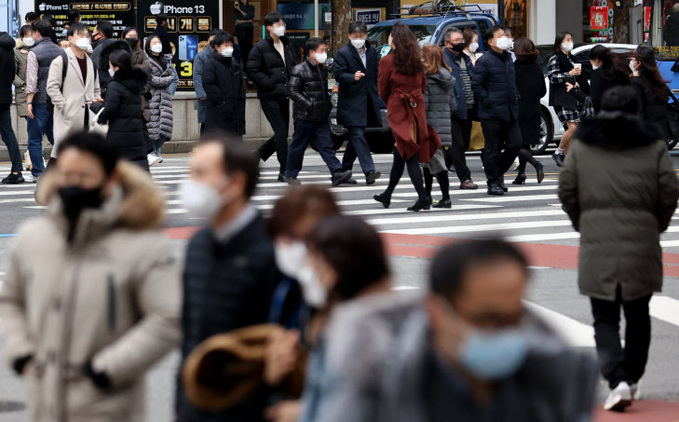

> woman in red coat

[{"left": 373, "top": 23, "right": 441, "bottom": 212}]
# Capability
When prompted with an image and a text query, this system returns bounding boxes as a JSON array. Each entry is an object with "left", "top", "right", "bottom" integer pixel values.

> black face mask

[
  {"left": 451, "top": 42, "right": 466, "bottom": 53},
  {"left": 58, "top": 185, "right": 104, "bottom": 221},
  {"left": 125, "top": 38, "right": 138, "bottom": 49}
]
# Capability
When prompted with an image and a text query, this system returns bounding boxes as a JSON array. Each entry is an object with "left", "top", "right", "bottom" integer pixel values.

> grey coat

[
  {"left": 319, "top": 293, "right": 599, "bottom": 422},
  {"left": 424, "top": 68, "right": 456, "bottom": 147},
  {"left": 559, "top": 113, "right": 679, "bottom": 301},
  {"left": 146, "top": 56, "right": 174, "bottom": 141},
  {"left": 13, "top": 38, "right": 30, "bottom": 117},
  {"left": 193, "top": 47, "right": 212, "bottom": 124}
]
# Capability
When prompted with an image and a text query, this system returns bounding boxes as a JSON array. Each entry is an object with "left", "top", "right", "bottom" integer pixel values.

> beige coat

[
  {"left": 46, "top": 47, "right": 101, "bottom": 157},
  {"left": 13, "top": 38, "right": 30, "bottom": 117},
  {"left": 0, "top": 162, "right": 181, "bottom": 422}
]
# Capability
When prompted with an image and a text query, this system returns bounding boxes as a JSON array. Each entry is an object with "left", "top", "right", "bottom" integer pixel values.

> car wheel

[
  {"left": 530, "top": 109, "right": 553, "bottom": 155},
  {"left": 666, "top": 103, "right": 679, "bottom": 150},
  {"left": 366, "top": 131, "right": 395, "bottom": 154}
]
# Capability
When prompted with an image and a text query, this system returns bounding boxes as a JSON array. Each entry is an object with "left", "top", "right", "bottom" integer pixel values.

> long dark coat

[
  {"left": 559, "top": 113, "right": 679, "bottom": 301},
  {"left": 202, "top": 55, "right": 246, "bottom": 135},
  {"left": 515, "top": 59, "right": 547, "bottom": 147},
  {"left": 333, "top": 42, "right": 382, "bottom": 128},
  {"left": 378, "top": 53, "right": 441, "bottom": 163}
]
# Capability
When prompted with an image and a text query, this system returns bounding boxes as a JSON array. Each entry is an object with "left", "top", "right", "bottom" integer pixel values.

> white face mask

[
  {"left": 629, "top": 60, "right": 638, "bottom": 73},
  {"left": 314, "top": 52, "right": 327, "bottom": 64},
  {"left": 468, "top": 42, "right": 479, "bottom": 53},
  {"left": 74, "top": 37, "right": 90, "bottom": 51},
  {"left": 108, "top": 68, "right": 115, "bottom": 78},
  {"left": 180, "top": 179, "right": 228, "bottom": 221},
  {"left": 496, "top": 36, "right": 512, "bottom": 51},
  {"left": 351, "top": 38, "right": 366, "bottom": 49},
  {"left": 272, "top": 25, "right": 286, "bottom": 37},
  {"left": 221, "top": 46, "right": 234, "bottom": 57},
  {"left": 150, "top": 44, "right": 163, "bottom": 54},
  {"left": 274, "top": 240, "right": 308, "bottom": 279},
  {"left": 561, "top": 42, "right": 574, "bottom": 53},
  {"left": 296, "top": 264, "right": 328, "bottom": 309}
]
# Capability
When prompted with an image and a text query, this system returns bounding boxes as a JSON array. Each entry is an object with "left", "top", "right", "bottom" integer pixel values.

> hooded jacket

[
  {"left": 0, "top": 161, "right": 181, "bottom": 422},
  {"left": 146, "top": 54, "right": 174, "bottom": 141},
  {"left": 559, "top": 113, "right": 679, "bottom": 301},
  {"left": 424, "top": 68, "right": 456, "bottom": 147},
  {"left": 13, "top": 37, "right": 30, "bottom": 116},
  {"left": 92, "top": 38, "right": 117, "bottom": 93}
]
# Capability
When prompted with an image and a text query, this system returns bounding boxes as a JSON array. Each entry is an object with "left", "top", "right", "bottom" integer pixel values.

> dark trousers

[
  {"left": 236, "top": 25, "right": 254, "bottom": 66},
  {"left": 258, "top": 98, "right": 290, "bottom": 173},
  {"left": 0, "top": 103, "right": 23, "bottom": 173},
  {"left": 480, "top": 118, "right": 522, "bottom": 184},
  {"left": 384, "top": 147, "right": 426, "bottom": 201},
  {"left": 590, "top": 292, "right": 652, "bottom": 389},
  {"left": 287, "top": 119, "right": 341, "bottom": 179},
  {"left": 341, "top": 126, "right": 375, "bottom": 174},
  {"left": 448, "top": 115, "right": 473, "bottom": 182}
]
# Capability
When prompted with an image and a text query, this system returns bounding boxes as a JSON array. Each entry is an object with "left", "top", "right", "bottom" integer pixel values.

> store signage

[
  {"left": 590, "top": 6, "right": 609, "bottom": 31},
  {"left": 36, "top": 0, "right": 136, "bottom": 38},
  {"left": 354, "top": 8, "right": 382, "bottom": 27}
]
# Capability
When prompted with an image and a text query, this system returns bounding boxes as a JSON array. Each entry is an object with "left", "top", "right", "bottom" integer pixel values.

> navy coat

[
  {"left": 333, "top": 42, "right": 382, "bottom": 128},
  {"left": 472, "top": 48, "right": 520, "bottom": 122},
  {"left": 443, "top": 47, "right": 474, "bottom": 120}
]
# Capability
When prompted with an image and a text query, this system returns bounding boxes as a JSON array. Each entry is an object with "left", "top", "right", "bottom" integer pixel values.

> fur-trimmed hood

[
  {"left": 98, "top": 39, "right": 132, "bottom": 74},
  {"left": 113, "top": 66, "right": 148, "bottom": 95},
  {"left": 36, "top": 160, "right": 166, "bottom": 231},
  {"left": 575, "top": 112, "right": 662, "bottom": 148}
]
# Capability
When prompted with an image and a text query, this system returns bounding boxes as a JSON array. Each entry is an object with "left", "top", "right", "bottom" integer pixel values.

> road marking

[
  {"left": 649, "top": 296, "right": 679, "bottom": 327},
  {"left": 523, "top": 300, "right": 595, "bottom": 348},
  {"left": 383, "top": 220, "right": 574, "bottom": 236},
  {"left": 461, "top": 194, "right": 560, "bottom": 203},
  {"left": 367, "top": 209, "right": 565, "bottom": 226}
]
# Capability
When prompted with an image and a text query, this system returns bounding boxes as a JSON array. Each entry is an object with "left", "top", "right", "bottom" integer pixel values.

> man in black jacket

[
  {"left": 246, "top": 12, "right": 297, "bottom": 182},
  {"left": 335, "top": 21, "right": 381, "bottom": 185},
  {"left": 0, "top": 31, "right": 23, "bottom": 184},
  {"left": 176, "top": 137, "right": 277, "bottom": 422},
  {"left": 472, "top": 25, "right": 522, "bottom": 196},
  {"left": 92, "top": 19, "right": 116, "bottom": 93},
  {"left": 286, "top": 38, "right": 351, "bottom": 186}
]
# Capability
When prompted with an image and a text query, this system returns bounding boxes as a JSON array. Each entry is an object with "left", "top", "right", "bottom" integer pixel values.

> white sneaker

[
  {"left": 630, "top": 383, "right": 641, "bottom": 400},
  {"left": 26, "top": 174, "right": 38, "bottom": 183},
  {"left": 147, "top": 154, "right": 161, "bottom": 167},
  {"left": 157, "top": 152, "right": 164, "bottom": 163},
  {"left": 604, "top": 382, "right": 633, "bottom": 412}
]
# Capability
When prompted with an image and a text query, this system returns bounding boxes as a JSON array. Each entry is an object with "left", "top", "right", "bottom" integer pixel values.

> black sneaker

[
  {"left": 552, "top": 153, "right": 565, "bottom": 167},
  {"left": 366, "top": 170, "right": 381, "bottom": 185},
  {"left": 331, "top": 170, "right": 352, "bottom": 186},
  {"left": 487, "top": 184, "right": 505, "bottom": 196},
  {"left": 2, "top": 172, "right": 25, "bottom": 184},
  {"left": 277, "top": 173, "right": 287, "bottom": 183}
]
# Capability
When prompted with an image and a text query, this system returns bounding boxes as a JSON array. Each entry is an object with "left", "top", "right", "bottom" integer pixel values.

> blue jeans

[
  {"left": 341, "top": 126, "right": 375, "bottom": 174},
  {"left": 287, "top": 119, "right": 341, "bottom": 179},
  {"left": 27, "top": 104, "right": 54, "bottom": 177},
  {"left": 0, "top": 103, "right": 22, "bottom": 172}
]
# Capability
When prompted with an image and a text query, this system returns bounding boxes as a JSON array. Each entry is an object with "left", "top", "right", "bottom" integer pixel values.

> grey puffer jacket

[
  {"left": 424, "top": 68, "right": 456, "bottom": 147},
  {"left": 146, "top": 55, "right": 174, "bottom": 141}
]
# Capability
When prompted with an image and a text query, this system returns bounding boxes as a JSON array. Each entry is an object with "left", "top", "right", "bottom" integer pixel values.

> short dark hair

[
  {"left": 96, "top": 19, "right": 114, "bottom": 38},
  {"left": 348, "top": 21, "right": 368, "bottom": 34},
  {"left": 268, "top": 186, "right": 340, "bottom": 238},
  {"left": 32, "top": 19, "right": 53, "bottom": 38},
  {"left": 67, "top": 9, "right": 81, "bottom": 22},
  {"left": 485, "top": 25, "right": 504, "bottom": 43},
  {"left": 156, "top": 13, "right": 169, "bottom": 25},
  {"left": 308, "top": 216, "right": 389, "bottom": 303},
  {"left": 430, "top": 239, "right": 529, "bottom": 303},
  {"left": 445, "top": 27, "right": 462, "bottom": 42},
  {"left": 19, "top": 25, "right": 33, "bottom": 38},
  {"left": 601, "top": 86, "right": 642, "bottom": 115},
  {"left": 210, "top": 32, "right": 234, "bottom": 48},
  {"left": 67, "top": 23, "right": 88, "bottom": 38},
  {"left": 209, "top": 28, "right": 225, "bottom": 38},
  {"left": 109, "top": 49, "right": 132, "bottom": 72},
  {"left": 57, "top": 131, "right": 119, "bottom": 177},
  {"left": 25, "top": 12, "right": 38, "bottom": 22},
  {"left": 122, "top": 26, "right": 138, "bottom": 39},
  {"left": 554, "top": 31, "right": 573, "bottom": 52},
  {"left": 264, "top": 12, "right": 283, "bottom": 28},
  {"left": 199, "top": 136, "right": 259, "bottom": 199},
  {"left": 306, "top": 37, "right": 326, "bottom": 54}
]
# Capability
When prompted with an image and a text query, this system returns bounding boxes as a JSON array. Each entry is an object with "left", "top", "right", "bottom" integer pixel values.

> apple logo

[
  {"left": 150, "top": 1, "right": 163, "bottom": 15},
  {"left": 38, "top": 3, "right": 46, "bottom": 11}
]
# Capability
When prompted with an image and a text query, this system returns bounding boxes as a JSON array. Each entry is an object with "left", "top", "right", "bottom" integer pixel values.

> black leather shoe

[
  {"left": 536, "top": 163, "right": 545, "bottom": 184},
  {"left": 366, "top": 170, "right": 381, "bottom": 185},
  {"left": 373, "top": 193, "right": 391, "bottom": 208},
  {"left": 433, "top": 198, "right": 452, "bottom": 208},
  {"left": 499, "top": 178, "right": 508, "bottom": 192},
  {"left": 512, "top": 173, "right": 526, "bottom": 185},
  {"left": 277, "top": 173, "right": 286, "bottom": 183},
  {"left": 487, "top": 184, "right": 505, "bottom": 196},
  {"left": 331, "top": 170, "right": 352, "bottom": 186},
  {"left": 407, "top": 198, "right": 432, "bottom": 212},
  {"left": 552, "top": 153, "right": 565, "bottom": 167}
]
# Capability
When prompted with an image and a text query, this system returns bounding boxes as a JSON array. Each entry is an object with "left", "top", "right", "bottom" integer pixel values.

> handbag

[{"left": 89, "top": 107, "right": 109, "bottom": 136}]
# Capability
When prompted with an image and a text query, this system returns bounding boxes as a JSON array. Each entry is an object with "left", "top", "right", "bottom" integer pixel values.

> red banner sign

[{"left": 590, "top": 6, "right": 609, "bottom": 31}]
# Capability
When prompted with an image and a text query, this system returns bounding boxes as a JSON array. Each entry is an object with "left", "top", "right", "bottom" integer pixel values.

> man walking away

[
  {"left": 287, "top": 38, "right": 352, "bottom": 186},
  {"left": 176, "top": 137, "right": 278, "bottom": 422},
  {"left": 0, "top": 30, "right": 24, "bottom": 183},
  {"left": 442, "top": 28, "right": 478, "bottom": 190},
  {"left": 194, "top": 30, "right": 222, "bottom": 134},
  {"left": 246, "top": 12, "right": 297, "bottom": 182},
  {"left": 25, "top": 19, "right": 65, "bottom": 181},
  {"left": 47, "top": 23, "right": 101, "bottom": 160},
  {"left": 335, "top": 21, "right": 381, "bottom": 185},
  {"left": 472, "top": 25, "right": 522, "bottom": 196},
  {"left": 92, "top": 19, "right": 116, "bottom": 94}
]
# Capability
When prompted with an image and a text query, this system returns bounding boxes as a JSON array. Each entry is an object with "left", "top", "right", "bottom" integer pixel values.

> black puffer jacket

[
  {"left": 202, "top": 55, "right": 246, "bottom": 135},
  {"left": 91, "top": 68, "right": 149, "bottom": 170},
  {"left": 471, "top": 48, "right": 520, "bottom": 121},
  {"left": 245, "top": 35, "right": 297, "bottom": 100},
  {"left": 289, "top": 58, "right": 331, "bottom": 122},
  {"left": 0, "top": 32, "right": 15, "bottom": 104},
  {"left": 632, "top": 76, "right": 668, "bottom": 139}
]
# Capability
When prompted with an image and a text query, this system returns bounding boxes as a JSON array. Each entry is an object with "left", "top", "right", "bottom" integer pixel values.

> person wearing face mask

[
  {"left": 334, "top": 21, "right": 382, "bottom": 186},
  {"left": 462, "top": 28, "right": 479, "bottom": 65},
  {"left": 91, "top": 19, "right": 116, "bottom": 94},
  {"left": 121, "top": 26, "right": 152, "bottom": 139},
  {"left": 471, "top": 25, "right": 522, "bottom": 196},
  {"left": 194, "top": 30, "right": 225, "bottom": 134},
  {"left": 588, "top": 45, "right": 630, "bottom": 114},
  {"left": 0, "top": 30, "right": 23, "bottom": 184},
  {"left": 547, "top": 31, "right": 589, "bottom": 167},
  {"left": 89, "top": 49, "right": 150, "bottom": 170},
  {"left": 176, "top": 137, "right": 277, "bottom": 422},
  {"left": 46, "top": 23, "right": 102, "bottom": 164},
  {"left": 443, "top": 28, "right": 478, "bottom": 191},
  {"left": 11, "top": 26, "right": 35, "bottom": 181},
  {"left": 0, "top": 131, "right": 181, "bottom": 422},
  {"left": 246, "top": 12, "right": 298, "bottom": 182},
  {"left": 144, "top": 35, "right": 174, "bottom": 166},
  {"left": 285, "top": 38, "right": 352, "bottom": 186},
  {"left": 201, "top": 32, "right": 246, "bottom": 139},
  {"left": 319, "top": 238, "right": 598, "bottom": 422},
  {"left": 631, "top": 45, "right": 670, "bottom": 140}
]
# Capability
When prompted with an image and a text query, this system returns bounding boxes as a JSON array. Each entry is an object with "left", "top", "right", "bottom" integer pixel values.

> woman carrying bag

[{"left": 90, "top": 49, "right": 150, "bottom": 171}]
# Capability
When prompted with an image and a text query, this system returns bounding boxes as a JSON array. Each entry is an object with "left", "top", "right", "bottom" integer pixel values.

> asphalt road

[{"left": 0, "top": 148, "right": 678, "bottom": 421}]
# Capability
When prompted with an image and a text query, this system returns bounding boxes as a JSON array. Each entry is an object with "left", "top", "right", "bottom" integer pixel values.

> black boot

[
  {"left": 373, "top": 193, "right": 391, "bottom": 208},
  {"left": 407, "top": 197, "right": 432, "bottom": 212},
  {"left": 536, "top": 163, "right": 545, "bottom": 184},
  {"left": 512, "top": 173, "right": 526, "bottom": 185}
]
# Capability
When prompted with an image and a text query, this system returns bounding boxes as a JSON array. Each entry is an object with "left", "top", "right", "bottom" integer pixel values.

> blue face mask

[{"left": 458, "top": 327, "right": 528, "bottom": 380}]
